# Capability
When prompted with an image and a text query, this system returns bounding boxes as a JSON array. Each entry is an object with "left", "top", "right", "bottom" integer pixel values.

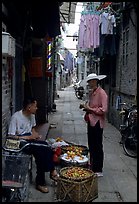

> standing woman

[
  {"left": 81, "top": 73, "right": 108, "bottom": 177},
  {"left": 7, "top": 98, "right": 59, "bottom": 193}
]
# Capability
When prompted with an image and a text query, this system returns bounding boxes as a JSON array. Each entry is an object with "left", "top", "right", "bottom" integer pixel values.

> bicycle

[
  {"left": 119, "top": 103, "right": 137, "bottom": 158},
  {"left": 2, "top": 138, "right": 53, "bottom": 202},
  {"left": 2, "top": 140, "right": 33, "bottom": 202}
]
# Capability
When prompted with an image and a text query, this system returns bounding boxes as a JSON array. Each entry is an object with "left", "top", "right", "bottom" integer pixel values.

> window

[{"left": 122, "top": 27, "right": 129, "bottom": 66}]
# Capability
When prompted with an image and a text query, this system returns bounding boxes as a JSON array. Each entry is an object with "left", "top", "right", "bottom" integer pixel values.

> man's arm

[
  {"left": 7, "top": 128, "right": 42, "bottom": 140},
  {"left": 7, "top": 133, "right": 40, "bottom": 140},
  {"left": 31, "top": 127, "right": 42, "bottom": 140}
]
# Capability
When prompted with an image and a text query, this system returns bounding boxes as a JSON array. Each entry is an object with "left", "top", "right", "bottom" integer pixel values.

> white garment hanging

[{"left": 100, "top": 11, "right": 116, "bottom": 34}]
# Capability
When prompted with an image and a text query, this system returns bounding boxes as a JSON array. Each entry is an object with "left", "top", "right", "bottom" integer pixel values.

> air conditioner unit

[{"left": 2, "top": 32, "right": 15, "bottom": 57}]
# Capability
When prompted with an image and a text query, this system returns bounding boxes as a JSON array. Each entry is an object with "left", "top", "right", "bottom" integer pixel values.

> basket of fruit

[
  {"left": 59, "top": 166, "right": 94, "bottom": 181},
  {"left": 61, "top": 144, "right": 88, "bottom": 155},
  {"left": 56, "top": 166, "right": 98, "bottom": 202},
  {"left": 60, "top": 150, "right": 89, "bottom": 167}
]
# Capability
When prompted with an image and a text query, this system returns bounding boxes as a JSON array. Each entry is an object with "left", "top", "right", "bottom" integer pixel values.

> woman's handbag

[{"left": 84, "top": 113, "right": 90, "bottom": 122}]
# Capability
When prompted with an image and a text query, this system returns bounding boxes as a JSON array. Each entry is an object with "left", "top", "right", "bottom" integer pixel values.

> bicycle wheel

[
  {"left": 18, "top": 171, "right": 30, "bottom": 202},
  {"left": 2, "top": 187, "right": 22, "bottom": 202},
  {"left": 2, "top": 188, "right": 13, "bottom": 202},
  {"left": 2, "top": 153, "right": 31, "bottom": 202},
  {"left": 2, "top": 172, "right": 30, "bottom": 202},
  {"left": 123, "top": 136, "right": 137, "bottom": 158}
]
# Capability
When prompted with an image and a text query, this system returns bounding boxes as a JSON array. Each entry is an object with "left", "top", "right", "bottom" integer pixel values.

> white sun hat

[
  {"left": 86, "top": 73, "right": 107, "bottom": 82},
  {"left": 79, "top": 73, "right": 107, "bottom": 88}
]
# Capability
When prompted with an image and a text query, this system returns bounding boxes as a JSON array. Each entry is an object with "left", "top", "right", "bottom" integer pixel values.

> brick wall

[
  {"left": 2, "top": 56, "right": 12, "bottom": 145},
  {"left": 116, "top": 9, "right": 137, "bottom": 96},
  {"left": 108, "top": 8, "right": 137, "bottom": 130}
]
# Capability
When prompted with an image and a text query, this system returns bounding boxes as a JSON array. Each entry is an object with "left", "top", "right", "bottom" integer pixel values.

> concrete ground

[{"left": 28, "top": 85, "right": 137, "bottom": 202}]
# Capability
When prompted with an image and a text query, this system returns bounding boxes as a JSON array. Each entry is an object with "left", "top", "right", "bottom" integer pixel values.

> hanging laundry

[
  {"left": 90, "top": 14, "right": 100, "bottom": 48},
  {"left": 99, "top": 34, "right": 116, "bottom": 57},
  {"left": 99, "top": 11, "right": 116, "bottom": 35},
  {"left": 78, "top": 13, "right": 100, "bottom": 50},
  {"left": 78, "top": 4, "right": 117, "bottom": 57},
  {"left": 78, "top": 15, "right": 86, "bottom": 49},
  {"left": 99, "top": 8, "right": 117, "bottom": 57},
  {"left": 64, "top": 51, "right": 74, "bottom": 71}
]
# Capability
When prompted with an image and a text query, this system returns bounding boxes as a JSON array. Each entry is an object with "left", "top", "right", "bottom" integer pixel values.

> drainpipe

[
  {"left": 52, "top": 37, "right": 57, "bottom": 111},
  {"left": 84, "top": 55, "right": 88, "bottom": 78},
  {"left": 97, "top": 58, "right": 100, "bottom": 75}
]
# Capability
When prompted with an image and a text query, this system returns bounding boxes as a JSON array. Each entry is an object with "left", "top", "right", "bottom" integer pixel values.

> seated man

[{"left": 7, "top": 98, "right": 59, "bottom": 193}]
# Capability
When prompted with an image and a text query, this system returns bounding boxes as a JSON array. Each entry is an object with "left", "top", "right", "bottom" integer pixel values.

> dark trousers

[
  {"left": 87, "top": 121, "right": 104, "bottom": 173},
  {"left": 20, "top": 140, "right": 55, "bottom": 186}
]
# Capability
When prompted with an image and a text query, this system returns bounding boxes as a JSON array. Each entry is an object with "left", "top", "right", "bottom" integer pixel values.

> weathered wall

[
  {"left": 2, "top": 57, "right": 12, "bottom": 145},
  {"left": 108, "top": 7, "right": 137, "bottom": 129}
]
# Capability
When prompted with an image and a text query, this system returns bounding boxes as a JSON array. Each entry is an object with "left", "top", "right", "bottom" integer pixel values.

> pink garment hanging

[
  {"left": 78, "top": 15, "right": 86, "bottom": 49},
  {"left": 78, "top": 13, "right": 100, "bottom": 49},
  {"left": 90, "top": 14, "right": 100, "bottom": 48}
]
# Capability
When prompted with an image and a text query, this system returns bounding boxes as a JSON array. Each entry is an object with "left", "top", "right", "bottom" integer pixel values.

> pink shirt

[
  {"left": 88, "top": 86, "right": 108, "bottom": 128},
  {"left": 78, "top": 14, "right": 100, "bottom": 49},
  {"left": 78, "top": 15, "right": 86, "bottom": 49},
  {"left": 90, "top": 14, "right": 100, "bottom": 48}
]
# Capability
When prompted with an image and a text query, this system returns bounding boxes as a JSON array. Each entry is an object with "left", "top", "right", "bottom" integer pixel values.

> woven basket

[
  {"left": 59, "top": 166, "right": 93, "bottom": 181},
  {"left": 57, "top": 167, "right": 98, "bottom": 202},
  {"left": 61, "top": 144, "right": 88, "bottom": 155}
]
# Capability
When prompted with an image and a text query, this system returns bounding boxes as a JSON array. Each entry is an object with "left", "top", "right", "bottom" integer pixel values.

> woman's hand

[
  {"left": 84, "top": 103, "right": 90, "bottom": 111},
  {"left": 79, "top": 101, "right": 89, "bottom": 109},
  {"left": 79, "top": 102, "right": 92, "bottom": 113}
]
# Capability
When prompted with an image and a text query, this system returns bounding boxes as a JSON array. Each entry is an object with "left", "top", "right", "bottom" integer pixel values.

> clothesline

[
  {"left": 100, "top": 5, "right": 117, "bottom": 15},
  {"left": 78, "top": 7, "right": 117, "bottom": 52},
  {"left": 81, "top": 10, "right": 100, "bottom": 15},
  {"left": 81, "top": 5, "right": 117, "bottom": 16}
]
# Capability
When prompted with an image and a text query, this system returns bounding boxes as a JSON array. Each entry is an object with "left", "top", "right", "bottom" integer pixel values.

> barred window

[{"left": 122, "top": 27, "right": 129, "bottom": 66}]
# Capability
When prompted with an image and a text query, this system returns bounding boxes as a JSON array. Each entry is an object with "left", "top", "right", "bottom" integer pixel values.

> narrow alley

[
  {"left": 2, "top": 2, "right": 137, "bottom": 203},
  {"left": 28, "top": 85, "right": 137, "bottom": 202}
]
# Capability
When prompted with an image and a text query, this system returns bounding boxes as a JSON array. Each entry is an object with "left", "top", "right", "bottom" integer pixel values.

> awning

[
  {"left": 2, "top": 1, "right": 61, "bottom": 39},
  {"left": 59, "top": 2, "right": 77, "bottom": 24}
]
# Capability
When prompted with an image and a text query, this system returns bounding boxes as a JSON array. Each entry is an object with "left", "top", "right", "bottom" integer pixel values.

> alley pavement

[{"left": 28, "top": 85, "right": 137, "bottom": 202}]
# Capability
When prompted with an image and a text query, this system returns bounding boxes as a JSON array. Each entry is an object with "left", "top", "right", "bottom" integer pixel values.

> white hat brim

[
  {"left": 80, "top": 74, "right": 107, "bottom": 87},
  {"left": 86, "top": 75, "right": 107, "bottom": 82}
]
